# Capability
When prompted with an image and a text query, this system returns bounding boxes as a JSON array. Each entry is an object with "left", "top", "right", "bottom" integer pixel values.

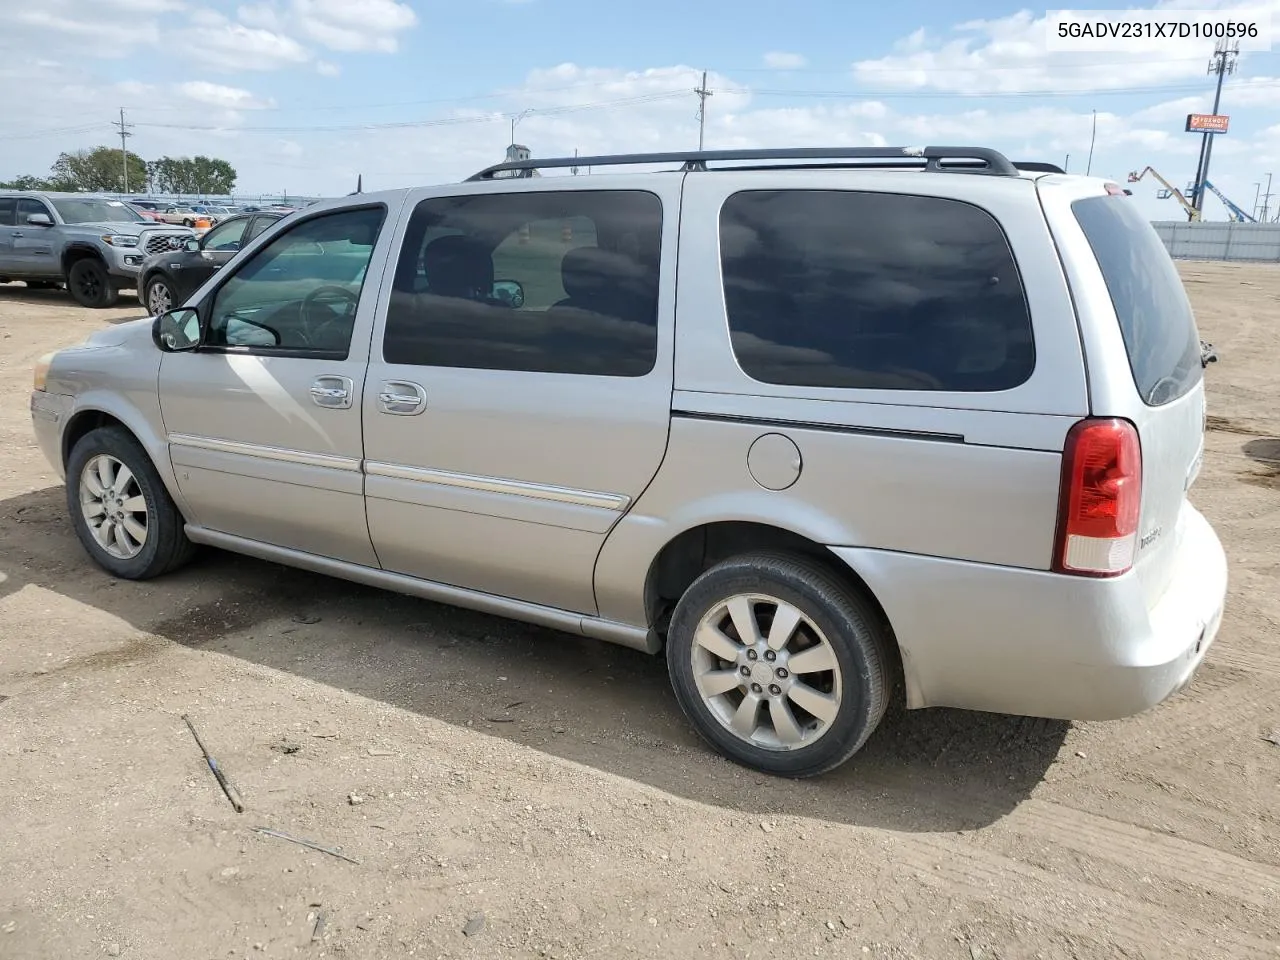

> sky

[{"left": 1, "top": 0, "right": 1278, "bottom": 222}]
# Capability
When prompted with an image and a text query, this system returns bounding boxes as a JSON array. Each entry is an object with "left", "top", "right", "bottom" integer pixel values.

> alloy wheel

[
  {"left": 690, "top": 594, "right": 843, "bottom": 751},
  {"left": 79, "top": 454, "right": 148, "bottom": 560}
]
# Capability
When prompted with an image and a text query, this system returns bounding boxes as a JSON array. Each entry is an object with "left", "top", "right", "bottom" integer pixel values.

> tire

[
  {"left": 145, "top": 275, "right": 174, "bottom": 316},
  {"left": 66, "top": 426, "right": 195, "bottom": 580},
  {"left": 666, "top": 552, "right": 891, "bottom": 778},
  {"left": 67, "top": 258, "right": 120, "bottom": 308}
]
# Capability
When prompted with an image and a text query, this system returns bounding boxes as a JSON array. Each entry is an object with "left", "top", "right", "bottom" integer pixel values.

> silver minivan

[{"left": 30, "top": 146, "right": 1228, "bottom": 777}]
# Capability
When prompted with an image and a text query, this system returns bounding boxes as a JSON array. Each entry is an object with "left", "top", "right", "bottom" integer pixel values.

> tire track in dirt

[
  {"left": 1058, "top": 676, "right": 1274, "bottom": 779},
  {"left": 998, "top": 799, "right": 1280, "bottom": 912},
  {"left": 902, "top": 833, "right": 1278, "bottom": 958}
]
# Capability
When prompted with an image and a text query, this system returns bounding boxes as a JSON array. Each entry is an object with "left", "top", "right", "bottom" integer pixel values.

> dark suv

[{"left": 136, "top": 211, "right": 284, "bottom": 315}]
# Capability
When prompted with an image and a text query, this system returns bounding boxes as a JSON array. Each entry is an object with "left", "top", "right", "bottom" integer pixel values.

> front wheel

[
  {"left": 66, "top": 426, "right": 195, "bottom": 579},
  {"left": 666, "top": 552, "right": 892, "bottom": 778},
  {"left": 67, "top": 258, "right": 120, "bottom": 308},
  {"left": 145, "top": 275, "right": 174, "bottom": 316}
]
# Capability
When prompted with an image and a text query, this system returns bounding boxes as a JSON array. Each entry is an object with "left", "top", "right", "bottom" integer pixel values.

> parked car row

[{"left": 0, "top": 191, "right": 196, "bottom": 307}]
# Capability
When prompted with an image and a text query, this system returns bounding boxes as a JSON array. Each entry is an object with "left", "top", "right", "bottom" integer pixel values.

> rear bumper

[{"left": 833, "top": 503, "right": 1228, "bottom": 721}]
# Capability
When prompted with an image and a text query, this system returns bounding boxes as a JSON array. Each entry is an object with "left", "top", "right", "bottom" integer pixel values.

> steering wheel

[{"left": 301, "top": 285, "right": 359, "bottom": 348}]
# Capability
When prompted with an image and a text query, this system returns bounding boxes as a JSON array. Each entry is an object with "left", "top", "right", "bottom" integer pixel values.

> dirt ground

[{"left": 0, "top": 268, "right": 1277, "bottom": 960}]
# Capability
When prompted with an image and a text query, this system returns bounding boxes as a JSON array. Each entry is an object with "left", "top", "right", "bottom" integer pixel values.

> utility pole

[
  {"left": 1260, "top": 172, "right": 1274, "bottom": 223},
  {"left": 694, "top": 70, "right": 713, "bottom": 151},
  {"left": 1063, "top": 153, "right": 1070, "bottom": 173},
  {"left": 1192, "top": 39, "right": 1239, "bottom": 215},
  {"left": 113, "top": 108, "right": 133, "bottom": 194},
  {"left": 571, "top": 148, "right": 579, "bottom": 176},
  {"left": 1085, "top": 110, "right": 1097, "bottom": 176}
]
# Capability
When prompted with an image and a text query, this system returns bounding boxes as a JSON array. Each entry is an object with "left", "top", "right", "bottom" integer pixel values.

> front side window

[
  {"left": 719, "top": 190, "right": 1036, "bottom": 392},
  {"left": 201, "top": 218, "right": 249, "bottom": 252},
  {"left": 51, "top": 198, "right": 146, "bottom": 224},
  {"left": 383, "top": 190, "right": 662, "bottom": 377},
  {"left": 206, "top": 205, "right": 386, "bottom": 357},
  {"left": 17, "top": 198, "right": 51, "bottom": 222}
]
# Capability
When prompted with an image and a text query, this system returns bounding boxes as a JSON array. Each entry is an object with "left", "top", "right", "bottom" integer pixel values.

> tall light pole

[{"left": 1192, "top": 40, "right": 1239, "bottom": 214}]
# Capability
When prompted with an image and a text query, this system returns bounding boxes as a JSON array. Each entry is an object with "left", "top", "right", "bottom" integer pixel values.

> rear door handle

[
  {"left": 377, "top": 380, "right": 427, "bottom": 416},
  {"left": 11, "top": 231, "right": 23, "bottom": 237},
  {"left": 309, "top": 375, "right": 354, "bottom": 409}
]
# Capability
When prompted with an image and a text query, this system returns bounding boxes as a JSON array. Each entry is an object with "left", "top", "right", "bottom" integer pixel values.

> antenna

[
  {"left": 694, "top": 71, "right": 713, "bottom": 151},
  {"left": 113, "top": 108, "right": 134, "bottom": 194}
]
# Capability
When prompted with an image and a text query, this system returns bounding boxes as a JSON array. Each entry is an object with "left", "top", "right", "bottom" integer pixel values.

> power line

[{"left": 132, "top": 91, "right": 690, "bottom": 135}]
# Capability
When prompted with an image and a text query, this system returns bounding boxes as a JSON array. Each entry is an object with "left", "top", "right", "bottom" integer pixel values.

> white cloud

[
  {"left": 179, "top": 81, "right": 276, "bottom": 110},
  {"left": 240, "top": 0, "right": 417, "bottom": 53},
  {"left": 853, "top": 2, "right": 1280, "bottom": 94},
  {"left": 315, "top": 60, "right": 341, "bottom": 77},
  {"left": 177, "top": 10, "right": 311, "bottom": 71},
  {"left": 763, "top": 51, "right": 808, "bottom": 70}
]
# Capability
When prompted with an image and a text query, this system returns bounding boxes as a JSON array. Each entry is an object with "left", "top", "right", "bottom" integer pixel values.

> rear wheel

[
  {"left": 66, "top": 426, "right": 195, "bottom": 579},
  {"left": 666, "top": 552, "right": 892, "bottom": 778},
  {"left": 67, "top": 258, "right": 120, "bottom": 308}
]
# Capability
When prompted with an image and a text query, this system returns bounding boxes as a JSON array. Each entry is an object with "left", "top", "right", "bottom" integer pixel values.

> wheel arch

[
  {"left": 61, "top": 243, "right": 106, "bottom": 274},
  {"left": 60, "top": 399, "right": 192, "bottom": 521},
  {"left": 641, "top": 519, "right": 905, "bottom": 697}
]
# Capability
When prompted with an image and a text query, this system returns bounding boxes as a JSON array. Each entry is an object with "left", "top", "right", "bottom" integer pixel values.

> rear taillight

[{"left": 1053, "top": 418, "right": 1142, "bottom": 577}]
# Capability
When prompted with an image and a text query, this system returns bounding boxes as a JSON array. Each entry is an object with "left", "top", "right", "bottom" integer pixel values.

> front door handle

[
  {"left": 11, "top": 231, "right": 23, "bottom": 237},
  {"left": 309, "top": 375, "right": 354, "bottom": 409},
  {"left": 377, "top": 380, "right": 427, "bottom": 416}
]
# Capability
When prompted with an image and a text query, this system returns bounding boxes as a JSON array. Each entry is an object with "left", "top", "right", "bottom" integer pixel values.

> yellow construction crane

[{"left": 1127, "top": 167, "right": 1200, "bottom": 220}]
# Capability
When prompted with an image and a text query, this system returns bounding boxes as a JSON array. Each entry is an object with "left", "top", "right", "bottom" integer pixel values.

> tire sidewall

[
  {"left": 146, "top": 276, "right": 172, "bottom": 315},
  {"left": 667, "top": 557, "right": 883, "bottom": 777},
  {"left": 67, "top": 259, "right": 111, "bottom": 308},
  {"left": 66, "top": 429, "right": 171, "bottom": 579}
]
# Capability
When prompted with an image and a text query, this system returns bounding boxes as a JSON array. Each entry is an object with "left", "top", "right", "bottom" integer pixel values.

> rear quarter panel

[{"left": 595, "top": 170, "right": 1088, "bottom": 627}]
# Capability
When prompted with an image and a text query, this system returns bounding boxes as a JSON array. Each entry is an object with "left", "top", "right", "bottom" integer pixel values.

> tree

[
  {"left": 150, "top": 155, "right": 237, "bottom": 195},
  {"left": 0, "top": 174, "right": 55, "bottom": 190},
  {"left": 49, "top": 146, "right": 150, "bottom": 193}
]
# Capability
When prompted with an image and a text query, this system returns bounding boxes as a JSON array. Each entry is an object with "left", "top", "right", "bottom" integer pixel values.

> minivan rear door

[{"left": 1039, "top": 179, "right": 1207, "bottom": 606}]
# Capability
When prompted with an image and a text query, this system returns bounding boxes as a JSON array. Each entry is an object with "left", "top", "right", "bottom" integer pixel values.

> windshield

[{"left": 52, "top": 198, "right": 147, "bottom": 225}]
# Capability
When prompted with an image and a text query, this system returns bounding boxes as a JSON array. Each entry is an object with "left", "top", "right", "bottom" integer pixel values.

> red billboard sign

[{"left": 1186, "top": 114, "right": 1229, "bottom": 133}]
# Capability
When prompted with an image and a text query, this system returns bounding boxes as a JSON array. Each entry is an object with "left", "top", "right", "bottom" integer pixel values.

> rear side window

[
  {"left": 719, "top": 190, "right": 1035, "bottom": 392},
  {"left": 384, "top": 190, "right": 662, "bottom": 377},
  {"left": 0, "top": 198, "right": 15, "bottom": 227},
  {"left": 1071, "top": 195, "right": 1201, "bottom": 406}
]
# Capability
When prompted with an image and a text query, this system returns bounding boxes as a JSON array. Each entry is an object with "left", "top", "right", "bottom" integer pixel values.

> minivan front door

[{"left": 158, "top": 203, "right": 396, "bottom": 565}]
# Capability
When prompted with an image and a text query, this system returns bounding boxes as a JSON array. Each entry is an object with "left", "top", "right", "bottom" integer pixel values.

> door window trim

[{"left": 189, "top": 201, "right": 390, "bottom": 362}]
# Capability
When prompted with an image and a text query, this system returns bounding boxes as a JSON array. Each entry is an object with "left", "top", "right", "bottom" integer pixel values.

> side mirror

[
  {"left": 26, "top": 213, "right": 53, "bottom": 226},
  {"left": 492, "top": 279, "right": 525, "bottom": 308},
  {"left": 152, "top": 308, "right": 201, "bottom": 352},
  {"left": 184, "top": 238, "right": 201, "bottom": 252}
]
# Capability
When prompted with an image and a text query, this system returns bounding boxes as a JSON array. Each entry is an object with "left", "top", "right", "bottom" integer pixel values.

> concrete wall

[{"left": 1152, "top": 221, "right": 1280, "bottom": 262}]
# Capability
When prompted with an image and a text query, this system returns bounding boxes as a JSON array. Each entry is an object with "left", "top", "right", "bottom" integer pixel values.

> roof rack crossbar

[{"left": 466, "top": 146, "right": 1021, "bottom": 181}]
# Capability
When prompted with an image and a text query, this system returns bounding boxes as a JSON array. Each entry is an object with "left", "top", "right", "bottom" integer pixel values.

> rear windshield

[{"left": 1071, "top": 195, "right": 1201, "bottom": 406}]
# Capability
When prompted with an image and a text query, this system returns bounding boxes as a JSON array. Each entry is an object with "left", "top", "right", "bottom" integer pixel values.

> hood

[
  {"left": 67, "top": 221, "right": 186, "bottom": 236},
  {"left": 72, "top": 316, "right": 157, "bottom": 350}
]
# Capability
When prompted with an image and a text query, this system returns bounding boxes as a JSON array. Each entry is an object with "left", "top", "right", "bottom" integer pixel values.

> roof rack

[{"left": 466, "top": 146, "right": 1023, "bottom": 181}]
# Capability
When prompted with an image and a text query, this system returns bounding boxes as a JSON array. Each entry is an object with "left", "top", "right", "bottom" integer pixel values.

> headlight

[
  {"left": 102, "top": 235, "right": 140, "bottom": 247},
  {"left": 33, "top": 352, "right": 56, "bottom": 392}
]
